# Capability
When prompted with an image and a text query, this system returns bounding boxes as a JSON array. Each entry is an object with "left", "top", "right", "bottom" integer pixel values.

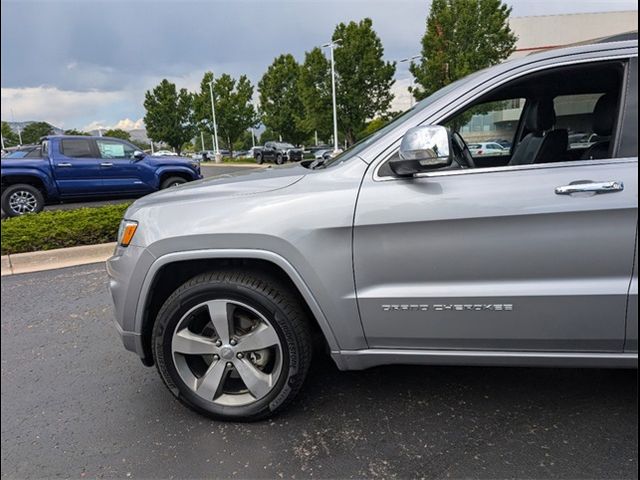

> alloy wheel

[
  {"left": 8, "top": 190, "right": 38, "bottom": 215},
  {"left": 171, "top": 299, "right": 283, "bottom": 407}
]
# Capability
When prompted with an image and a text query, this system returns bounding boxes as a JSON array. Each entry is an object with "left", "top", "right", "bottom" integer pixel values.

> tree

[
  {"left": 143, "top": 79, "right": 196, "bottom": 155},
  {"left": 194, "top": 72, "right": 257, "bottom": 155},
  {"left": 332, "top": 18, "right": 396, "bottom": 146},
  {"left": 410, "top": 0, "right": 517, "bottom": 101},
  {"left": 21, "top": 122, "right": 55, "bottom": 144},
  {"left": 1, "top": 121, "right": 19, "bottom": 147},
  {"left": 258, "top": 54, "right": 308, "bottom": 145},
  {"left": 233, "top": 130, "right": 255, "bottom": 152},
  {"left": 63, "top": 129, "right": 90, "bottom": 136},
  {"left": 259, "top": 128, "right": 279, "bottom": 144},
  {"left": 102, "top": 128, "right": 131, "bottom": 141},
  {"left": 298, "top": 47, "right": 334, "bottom": 142}
]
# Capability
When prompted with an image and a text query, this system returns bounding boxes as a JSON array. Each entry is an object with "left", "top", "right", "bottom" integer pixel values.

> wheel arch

[
  {"left": 136, "top": 250, "right": 340, "bottom": 366},
  {"left": 1, "top": 173, "right": 52, "bottom": 199},
  {"left": 156, "top": 167, "right": 197, "bottom": 187}
]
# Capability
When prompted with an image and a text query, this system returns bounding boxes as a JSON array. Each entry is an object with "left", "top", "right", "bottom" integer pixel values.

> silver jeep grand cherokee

[{"left": 108, "top": 38, "right": 638, "bottom": 421}]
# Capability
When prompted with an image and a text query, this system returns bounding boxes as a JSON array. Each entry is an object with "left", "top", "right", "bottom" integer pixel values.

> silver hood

[{"left": 127, "top": 163, "right": 307, "bottom": 215}]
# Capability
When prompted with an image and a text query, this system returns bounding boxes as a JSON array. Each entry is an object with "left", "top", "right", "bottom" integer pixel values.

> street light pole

[
  {"left": 10, "top": 109, "right": 22, "bottom": 145},
  {"left": 399, "top": 55, "right": 422, "bottom": 108},
  {"left": 322, "top": 39, "right": 341, "bottom": 153},
  {"left": 208, "top": 79, "right": 221, "bottom": 162}
]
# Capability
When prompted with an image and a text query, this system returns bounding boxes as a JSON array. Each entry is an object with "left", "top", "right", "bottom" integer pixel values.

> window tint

[
  {"left": 61, "top": 139, "right": 95, "bottom": 158},
  {"left": 97, "top": 139, "right": 135, "bottom": 159},
  {"left": 554, "top": 94, "right": 607, "bottom": 150},
  {"left": 444, "top": 99, "right": 525, "bottom": 159}
]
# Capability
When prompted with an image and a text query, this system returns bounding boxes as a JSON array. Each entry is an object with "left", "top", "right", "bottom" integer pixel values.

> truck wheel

[
  {"left": 255, "top": 153, "right": 264, "bottom": 164},
  {"left": 152, "top": 270, "right": 313, "bottom": 422},
  {"left": 160, "top": 177, "right": 187, "bottom": 189},
  {"left": 275, "top": 154, "right": 284, "bottom": 165},
  {"left": 1, "top": 184, "right": 45, "bottom": 217}
]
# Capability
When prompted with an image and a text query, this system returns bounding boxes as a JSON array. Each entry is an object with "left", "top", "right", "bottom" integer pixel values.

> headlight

[{"left": 117, "top": 220, "right": 138, "bottom": 247}]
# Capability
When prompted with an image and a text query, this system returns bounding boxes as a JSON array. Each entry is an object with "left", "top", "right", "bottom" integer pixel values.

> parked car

[
  {"left": 1, "top": 136, "right": 202, "bottom": 217},
  {"left": 468, "top": 142, "right": 508, "bottom": 156},
  {"left": 233, "top": 150, "right": 250, "bottom": 159},
  {"left": 254, "top": 142, "right": 303, "bottom": 164},
  {"left": 568, "top": 132, "right": 609, "bottom": 149},
  {"left": 313, "top": 148, "right": 331, "bottom": 160},
  {"left": 108, "top": 37, "right": 638, "bottom": 421},
  {"left": 153, "top": 149, "right": 178, "bottom": 156},
  {"left": 487, "top": 139, "right": 512, "bottom": 149}
]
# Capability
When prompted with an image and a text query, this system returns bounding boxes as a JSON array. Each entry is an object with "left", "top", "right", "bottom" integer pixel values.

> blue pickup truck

[{"left": 1, "top": 135, "right": 202, "bottom": 217}]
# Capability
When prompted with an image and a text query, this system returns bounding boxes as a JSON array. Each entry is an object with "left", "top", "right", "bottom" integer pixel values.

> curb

[
  {"left": 200, "top": 163, "right": 266, "bottom": 168},
  {"left": 1, "top": 242, "right": 116, "bottom": 276}
]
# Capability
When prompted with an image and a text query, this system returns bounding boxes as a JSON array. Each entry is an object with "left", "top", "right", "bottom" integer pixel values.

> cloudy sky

[{"left": 1, "top": 0, "right": 637, "bottom": 130}]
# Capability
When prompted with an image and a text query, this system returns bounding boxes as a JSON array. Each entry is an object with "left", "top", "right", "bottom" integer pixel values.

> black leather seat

[
  {"left": 509, "top": 99, "right": 568, "bottom": 166},
  {"left": 581, "top": 94, "right": 617, "bottom": 160}
]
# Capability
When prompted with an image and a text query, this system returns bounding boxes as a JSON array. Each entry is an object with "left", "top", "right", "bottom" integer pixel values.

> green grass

[{"left": 1, "top": 203, "right": 130, "bottom": 255}]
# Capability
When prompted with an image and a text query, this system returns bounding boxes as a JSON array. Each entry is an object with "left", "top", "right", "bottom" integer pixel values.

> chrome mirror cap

[{"left": 391, "top": 125, "right": 452, "bottom": 176}]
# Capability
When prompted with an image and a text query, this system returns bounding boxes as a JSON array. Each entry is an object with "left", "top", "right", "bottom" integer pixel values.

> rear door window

[{"left": 61, "top": 139, "right": 96, "bottom": 158}]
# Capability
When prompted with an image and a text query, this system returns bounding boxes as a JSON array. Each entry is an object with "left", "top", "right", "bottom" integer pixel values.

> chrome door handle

[
  {"left": 555, "top": 181, "right": 624, "bottom": 195},
  {"left": 57, "top": 162, "right": 72, "bottom": 167},
  {"left": 100, "top": 162, "right": 114, "bottom": 167}
]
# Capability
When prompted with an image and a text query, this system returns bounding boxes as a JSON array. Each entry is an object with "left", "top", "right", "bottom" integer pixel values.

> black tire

[
  {"left": 160, "top": 176, "right": 187, "bottom": 189},
  {"left": 152, "top": 270, "right": 313, "bottom": 421},
  {"left": 255, "top": 153, "right": 264, "bottom": 165},
  {"left": 275, "top": 154, "right": 284, "bottom": 165},
  {"left": 1, "top": 183, "right": 45, "bottom": 217}
]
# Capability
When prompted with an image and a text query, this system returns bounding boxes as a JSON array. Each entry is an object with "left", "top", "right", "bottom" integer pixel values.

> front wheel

[
  {"left": 1, "top": 184, "right": 45, "bottom": 217},
  {"left": 152, "top": 270, "right": 313, "bottom": 421},
  {"left": 160, "top": 176, "right": 187, "bottom": 189},
  {"left": 275, "top": 154, "right": 285, "bottom": 165}
]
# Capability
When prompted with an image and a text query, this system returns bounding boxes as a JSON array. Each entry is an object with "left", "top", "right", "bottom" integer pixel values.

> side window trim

[
  {"left": 373, "top": 55, "right": 636, "bottom": 181},
  {"left": 615, "top": 56, "right": 638, "bottom": 158}
]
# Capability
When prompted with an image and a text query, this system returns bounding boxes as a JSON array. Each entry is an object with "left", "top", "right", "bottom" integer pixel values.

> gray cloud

[{"left": 1, "top": 0, "right": 637, "bottom": 127}]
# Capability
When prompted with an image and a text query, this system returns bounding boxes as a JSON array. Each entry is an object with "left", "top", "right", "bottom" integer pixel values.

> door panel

[
  {"left": 354, "top": 160, "right": 638, "bottom": 352},
  {"left": 53, "top": 139, "right": 103, "bottom": 196}
]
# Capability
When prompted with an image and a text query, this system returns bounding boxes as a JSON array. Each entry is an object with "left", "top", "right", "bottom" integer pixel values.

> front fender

[{"left": 114, "top": 248, "right": 342, "bottom": 361}]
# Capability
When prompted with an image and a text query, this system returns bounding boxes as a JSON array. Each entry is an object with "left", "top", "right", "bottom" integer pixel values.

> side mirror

[
  {"left": 390, "top": 125, "right": 452, "bottom": 177},
  {"left": 133, "top": 150, "right": 146, "bottom": 160}
]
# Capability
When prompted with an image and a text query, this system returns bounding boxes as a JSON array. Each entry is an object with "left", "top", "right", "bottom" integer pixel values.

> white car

[
  {"left": 153, "top": 149, "right": 178, "bottom": 157},
  {"left": 468, "top": 142, "right": 507, "bottom": 157}
]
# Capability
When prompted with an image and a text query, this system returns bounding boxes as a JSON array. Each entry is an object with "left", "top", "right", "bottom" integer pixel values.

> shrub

[{"left": 1, "top": 203, "right": 130, "bottom": 255}]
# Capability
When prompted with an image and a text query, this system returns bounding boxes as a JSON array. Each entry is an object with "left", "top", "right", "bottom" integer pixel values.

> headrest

[
  {"left": 593, "top": 93, "right": 617, "bottom": 136},
  {"left": 525, "top": 98, "right": 556, "bottom": 133}
]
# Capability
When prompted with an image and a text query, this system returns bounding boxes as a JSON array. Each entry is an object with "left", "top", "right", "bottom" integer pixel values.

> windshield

[
  {"left": 3, "top": 147, "right": 40, "bottom": 159},
  {"left": 320, "top": 70, "right": 486, "bottom": 168},
  {"left": 276, "top": 143, "right": 295, "bottom": 149}
]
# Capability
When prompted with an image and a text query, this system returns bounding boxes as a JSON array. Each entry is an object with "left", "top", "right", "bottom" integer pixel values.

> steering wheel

[{"left": 451, "top": 131, "right": 476, "bottom": 169}]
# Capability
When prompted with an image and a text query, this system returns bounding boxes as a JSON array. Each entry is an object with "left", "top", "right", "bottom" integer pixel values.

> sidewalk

[{"left": 1, "top": 242, "right": 116, "bottom": 276}]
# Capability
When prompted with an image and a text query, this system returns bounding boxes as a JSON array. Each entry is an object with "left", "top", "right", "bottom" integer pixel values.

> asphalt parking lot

[{"left": 1, "top": 264, "right": 638, "bottom": 479}]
